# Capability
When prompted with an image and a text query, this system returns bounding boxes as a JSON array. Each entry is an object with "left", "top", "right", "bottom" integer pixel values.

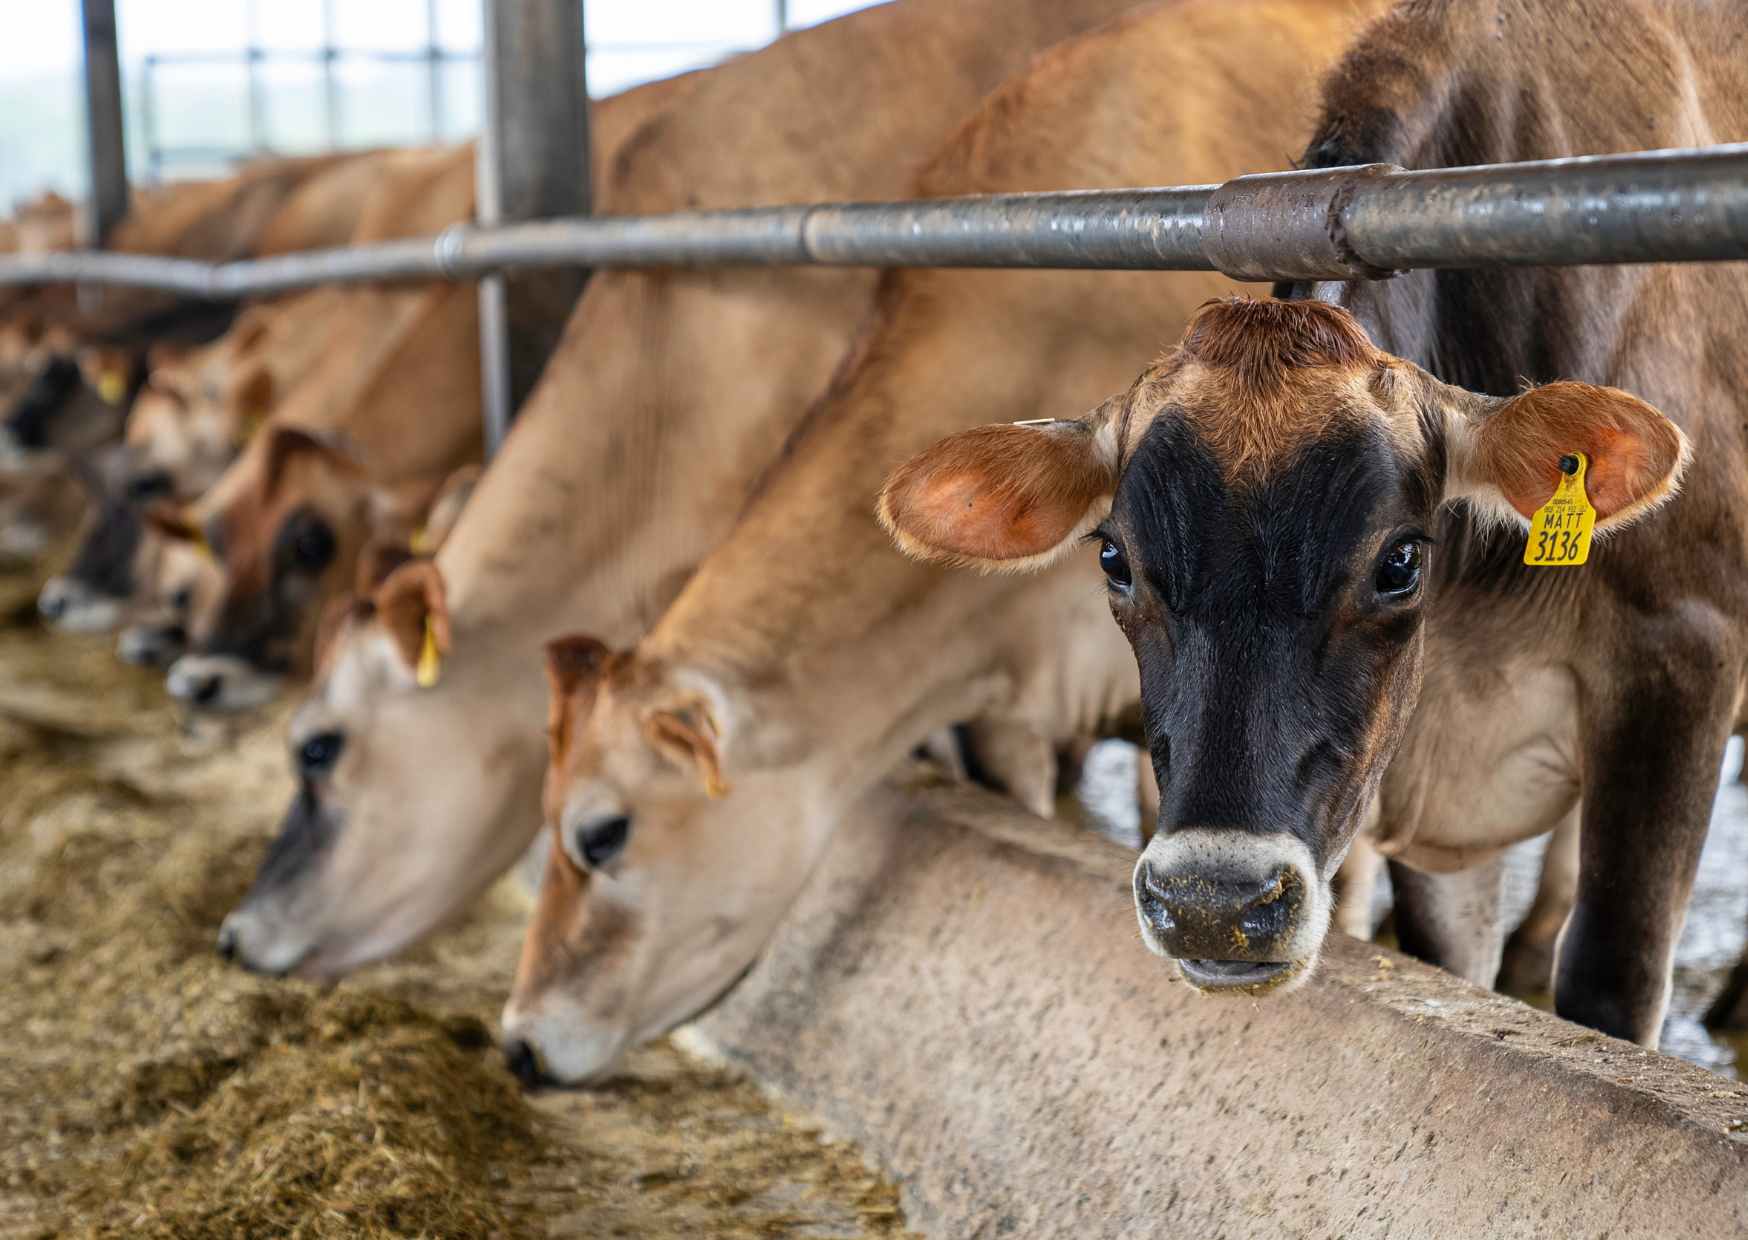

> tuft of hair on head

[{"left": 1180, "top": 297, "right": 1380, "bottom": 391}]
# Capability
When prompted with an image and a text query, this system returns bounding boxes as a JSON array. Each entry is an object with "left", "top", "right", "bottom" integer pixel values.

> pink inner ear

[
  {"left": 1486, "top": 384, "right": 1683, "bottom": 523},
  {"left": 907, "top": 470, "right": 1069, "bottom": 560},
  {"left": 882, "top": 423, "right": 1109, "bottom": 563}
]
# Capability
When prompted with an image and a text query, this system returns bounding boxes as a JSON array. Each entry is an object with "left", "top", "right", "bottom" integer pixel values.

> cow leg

[
  {"left": 1557, "top": 659, "right": 1734, "bottom": 1047},
  {"left": 1334, "top": 835, "right": 1384, "bottom": 940},
  {"left": 1498, "top": 809, "right": 1580, "bottom": 995},
  {"left": 962, "top": 719, "right": 1057, "bottom": 819},
  {"left": 1387, "top": 856, "right": 1508, "bottom": 989},
  {"left": 1056, "top": 737, "right": 1094, "bottom": 794}
]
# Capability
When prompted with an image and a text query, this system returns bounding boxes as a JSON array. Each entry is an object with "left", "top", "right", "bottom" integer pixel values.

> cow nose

[
  {"left": 37, "top": 588, "right": 66, "bottom": 622},
  {"left": 215, "top": 921, "right": 239, "bottom": 962},
  {"left": 503, "top": 1039, "right": 549, "bottom": 1091},
  {"left": 1135, "top": 861, "right": 1304, "bottom": 971},
  {"left": 192, "top": 674, "right": 223, "bottom": 706}
]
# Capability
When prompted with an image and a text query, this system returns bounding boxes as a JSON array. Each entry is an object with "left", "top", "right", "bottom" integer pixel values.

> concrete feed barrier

[{"left": 693, "top": 782, "right": 1748, "bottom": 1238}]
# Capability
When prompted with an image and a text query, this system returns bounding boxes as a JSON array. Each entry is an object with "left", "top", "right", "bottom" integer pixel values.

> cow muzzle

[
  {"left": 1132, "top": 828, "right": 1328, "bottom": 994},
  {"left": 37, "top": 576, "right": 123, "bottom": 632},
  {"left": 166, "top": 653, "right": 284, "bottom": 712}
]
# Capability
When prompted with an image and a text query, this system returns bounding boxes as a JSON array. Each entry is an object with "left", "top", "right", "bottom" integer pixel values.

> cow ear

[
  {"left": 142, "top": 502, "right": 214, "bottom": 561},
  {"left": 263, "top": 425, "right": 361, "bottom": 498},
  {"left": 374, "top": 559, "right": 449, "bottom": 689},
  {"left": 643, "top": 692, "right": 730, "bottom": 798},
  {"left": 544, "top": 635, "right": 614, "bottom": 765},
  {"left": 229, "top": 363, "right": 274, "bottom": 436},
  {"left": 355, "top": 537, "right": 415, "bottom": 595},
  {"left": 1446, "top": 380, "right": 1689, "bottom": 531},
  {"left": 878, "top": 411, "right": 1119, "bottom": 573}
]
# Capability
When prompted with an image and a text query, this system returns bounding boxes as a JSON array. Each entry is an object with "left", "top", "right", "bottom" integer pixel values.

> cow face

[
  {"left": 163, "top": 426, "right": 425, "bottom": 712},
  {"left": 880, "top": 298, "right": 1687, "bottom": 995},
  {"left": 115, "top": 532, "right": 221, "bottom": 667},
  {"left": 0, "top": 347, "right": 135, "bottom": 474},
  {"left": 217, "top": 560, "right": 548, "bottom": 978},
  {"left": 502, "top": 638, "right": 783, "bottom": 1087}
]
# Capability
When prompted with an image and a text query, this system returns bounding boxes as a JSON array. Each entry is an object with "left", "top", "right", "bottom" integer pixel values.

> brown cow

[
  {"left": 497, "top": 0, "right": 1386, "bottom": 1086},
  {"left": 37, "top": 290, "right": 346, "bottom": 637},
  {"left": 882, "top": 0, "right": 1747, "bottom": 1051},
  {"left": 214, "top": 0, "right": 1164, "bottom": 982}
]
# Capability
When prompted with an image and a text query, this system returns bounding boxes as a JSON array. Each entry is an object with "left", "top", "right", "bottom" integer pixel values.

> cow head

[
  {"left": 217, "top": 558, "right": 549, "bottom": 977},
  {"left": 163, "top": 426, "right": 433, "bottom": 711},
  {"left": 501, "top": 636, "right": 807, "bottom": 1087},
  {"left": 880, "top": 298, "right": 1687, "bottom": 994},
  {"left": 36, "top": 350, "right": 262, "bottom": 633},
  {"left": 0, "top": 345, "right": 135, "bottom": 475},
  {"left": 115, "top": 523, "right": 223, "bottom": 667}
]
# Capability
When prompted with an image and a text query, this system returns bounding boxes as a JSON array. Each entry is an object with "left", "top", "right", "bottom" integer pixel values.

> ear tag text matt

[
  {"left": 415, "top": 616, "right": 442, "bottom": 688},
  {"left": 1524, "top": 452, "right": 1595, "bottom": 567}
]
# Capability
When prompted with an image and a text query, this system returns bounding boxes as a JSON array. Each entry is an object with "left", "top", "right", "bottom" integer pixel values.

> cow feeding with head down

[
  {"left": 213, "top": 0, "right": 1161, "bottom": 983},
  {"left": 496, "top": 0, "right": 1388, "bottom": 1087},
  {"left": 882, "top": 0, "right": 1748, "bottom": 1050}
]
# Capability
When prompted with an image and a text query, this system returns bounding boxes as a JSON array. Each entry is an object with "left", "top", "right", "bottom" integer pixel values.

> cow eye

[
  {"left": 297, "top": 730, "right": 345, "bottom": 777},
  {"left": 1098, "top": 536, "right": 1132, "bottom": 590},
  {"left": 126, "top": 471, "right": 172, "bottom": 503},
  {"left": 291, "top": 518, "right": 335, "bottom": 569},
  {"left": 169, "top": 586, "right": 193, "bottom": 613},
  {"left": 567, "top": 814, "right": 632, "bottom": 870},
  {"left": 1375, "top": 539, "right": 1422, "bottom": 598}
]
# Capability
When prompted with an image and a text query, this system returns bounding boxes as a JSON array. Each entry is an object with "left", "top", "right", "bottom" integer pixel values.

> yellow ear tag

[
  {"left": 97, "top": 370, "right": 126, "bottom": 405},
  {"left": 190, "top": 527, "right": 214, "bottom": 563},
  {"left": 415, "top": 616, "right": 442, "bottom": 688},
  {"left": 409, "top": 525, "right": 432, "bottom": 556},
  {"left": 1524, "top": 452, "right": 1595, "bottom": 567}
]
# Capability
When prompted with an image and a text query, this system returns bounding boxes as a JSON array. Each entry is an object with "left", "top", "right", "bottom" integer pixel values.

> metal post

[
  {"left": 139, "top": 55, "right": 160, "bottom": 183},
  {"left": 79, "top": 0, "right": 130, "bottom": 245},
  {"left": 321, "top": 0, "right": 340, "bottom": 148},
  {"left": 476, "top": 0, "right": 592, "bottom": 455},
  {"left": 245, "top": 0, "right": 266, "bottom": 154},
  {"left": 775, "top": 0, "right": 790, "bottom": 34},
  {"left": 426, "top": 0, "right": 444, "bottom": 142}
]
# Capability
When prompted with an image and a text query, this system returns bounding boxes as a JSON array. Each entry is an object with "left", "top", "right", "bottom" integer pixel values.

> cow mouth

[{"left": 1177, "top": 957, "right": 1296, "bottom": 992}]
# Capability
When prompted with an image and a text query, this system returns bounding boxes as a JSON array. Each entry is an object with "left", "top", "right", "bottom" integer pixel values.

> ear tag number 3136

[{"left": 1524, "top": 452, "right": 1595, "bottom": 567}]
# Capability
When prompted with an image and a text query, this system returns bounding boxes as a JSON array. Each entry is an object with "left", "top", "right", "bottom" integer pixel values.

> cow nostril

[
  {"left": 216, "top": 923, "right": 238, "bottom": 963},
  {"left": 503, "top": 1039, "right": 546, "bottom": 1091},
  {"left": 192, "top": 675, "right": 222, "bottom": 706},
  {"left": 37, "top": 591, "right": 65, "bottom": 621}
]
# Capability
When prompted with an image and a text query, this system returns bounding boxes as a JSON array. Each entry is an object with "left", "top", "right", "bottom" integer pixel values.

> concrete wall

[{"left": 694, "top": 781, "right": 1748, "bottom": 1238}]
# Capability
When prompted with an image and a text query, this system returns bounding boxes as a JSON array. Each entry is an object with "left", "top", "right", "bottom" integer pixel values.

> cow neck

[
  {"left": 435, "top": 0, "right": 1150, "bottom": 643},
  {"left": 1291, "top": 0, "right": 1748, "bottom": 597}
]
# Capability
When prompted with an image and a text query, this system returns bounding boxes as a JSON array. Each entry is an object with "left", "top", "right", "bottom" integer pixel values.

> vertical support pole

[
  {"left": 80, "top": 0, "right": 130, "bottom": 245},
  {"left": 140, "top": 56, "right": 159, "bottom": 183},
  {"left": 775, "top": 0, "right": 790, "bottom": 34},
  {"left": 476, "top": 0, "right": 591, "bottom": 455},
  {"left": 426, "top": 0, "right": 445, "bottom": 142},
  {"left": 245, "top": 0, "right": 266, "bottom": 154},
  {"left": 321, "top": 0, "right": 341, "bottom": 148}
]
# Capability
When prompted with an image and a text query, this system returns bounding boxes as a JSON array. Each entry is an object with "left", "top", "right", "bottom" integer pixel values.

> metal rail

[{"left": 4, "top": 144, "right": 1745, "bottom": 296}]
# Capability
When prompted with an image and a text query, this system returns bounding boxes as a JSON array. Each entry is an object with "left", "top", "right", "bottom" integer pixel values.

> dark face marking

[
  {"left": 199, "top": 504, "right": 338, "bottom": 672},
  {"left": 66, "top": 490, "right": 146, "bottom": 601},
  {"left": 243, "top": 781, "right": 338, "bottom": 899},
  {"left": 2, "top": 355, "right": 82, "bottom": 450},
  {"left": 1108, "top": 414, "right": 1433, "bottom": 874}
]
